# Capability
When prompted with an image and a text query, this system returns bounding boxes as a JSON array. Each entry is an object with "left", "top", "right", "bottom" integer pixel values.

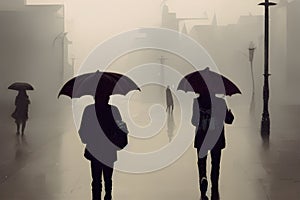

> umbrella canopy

[
  {"left": 177, "top": 67, "right": 241, "bottom": 96},
  {"left": 58, "top": 70, "right": 140, "bottom": 98},
  {"left": 8, "top": 82, "right": 34, "bottom": 91}
]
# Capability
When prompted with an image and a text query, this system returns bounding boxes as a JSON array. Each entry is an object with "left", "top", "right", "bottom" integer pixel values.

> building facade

[{"left": 0, "top": 0, "right": 72, "bottom": 116}]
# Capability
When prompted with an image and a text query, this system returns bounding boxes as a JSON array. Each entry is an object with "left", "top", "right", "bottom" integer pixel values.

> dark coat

[
  {"left": 166, "top": 88, "right": 174, "bottom": 109},
  {"left": 11, "top": 94, "right": 30, "bottom": 122},
  {"left": 192, "top": 96, "right": 228, "bottom": 151},
  {"left": 79, "top": 104, "right": 124, "bottom": 165}
]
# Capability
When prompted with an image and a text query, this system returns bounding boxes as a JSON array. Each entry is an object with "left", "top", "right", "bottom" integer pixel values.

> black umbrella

[
  {"left": 58, "top": 70, "right": 140, "bottom": 98},
  {"left": 8, "top": 82, "right": 34, "bottom": 91},
  {"left": 177, "top": 67, "right": 241, "bottom": 96}
]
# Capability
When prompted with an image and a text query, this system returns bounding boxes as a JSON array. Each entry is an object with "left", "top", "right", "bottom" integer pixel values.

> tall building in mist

[
  {"left": 270, "top": 0, "right": 288, "bottom": 104},
  {"left": 271, "top": 0, "right": 300, "bottom": 104},
  {"left": 286, "top": 0, "right": 300, "bottom": 103},
  {"left": 0, "top": 0, "right": 73, "bottom": 115},
  {"left": 161, "top": 4, "right": 179, "bottom": 31}
]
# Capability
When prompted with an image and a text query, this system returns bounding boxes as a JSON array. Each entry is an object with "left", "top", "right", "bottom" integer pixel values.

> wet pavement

[{"left": 0, "top": 100, "right": 300, "bottom": 200}]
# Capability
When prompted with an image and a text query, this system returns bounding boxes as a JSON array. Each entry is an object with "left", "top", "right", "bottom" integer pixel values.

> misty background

[
  {"left": 0, "top": 0, "right": 299, "bottom": 118},
  {"left": 0, "top": 0, "right": 300, "bottom": 200}
]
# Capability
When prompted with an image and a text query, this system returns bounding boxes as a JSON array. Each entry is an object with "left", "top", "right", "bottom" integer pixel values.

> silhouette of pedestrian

[
  {"left": 79, "top": 93, "right": 128, "bottom": 200},
  {"left": 166, "top": 85, "right": 174, "bottom": 113},
  {"left": 11, "top": 90, "right": 30, "bottom": 135},
  {"left": 59, "top": 70, "right": 139, "bottom": 200},
  {"left": 192, "top": 94, "right": 234, "bottom": 200}
]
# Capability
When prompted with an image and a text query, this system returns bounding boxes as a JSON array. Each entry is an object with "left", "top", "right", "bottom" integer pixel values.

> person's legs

[
  {"left": 16, "top": 121, "right": 20, "bottom": 134},
  {"left": 210, "top": 149, "right": 222, "bottom": 200},
  {"left": 197, "top": 148, "right": 208, "bottom": 199},
  {"left": 102, "top": 163, "right": 114, "bottom": 200},
  {"left": 21, "top": 121, "right": 26, "bottom": 135},
  {"left": 90, "top": 159, "right": 103, "bottom": 200}
]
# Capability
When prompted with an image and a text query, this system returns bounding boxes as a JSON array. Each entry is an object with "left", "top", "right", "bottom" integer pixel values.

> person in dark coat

[
  {"left": 11, "top": 90, "right": 30, "bottom": 135},
  {"left": 166, "top": 85, "right": 174, "bottom": 113},
  {"left": 192, "top": 94, "right": 233, "bottom": 200},
  {"left": 79, "top": 93, "right": 128, "bottom": 200}
]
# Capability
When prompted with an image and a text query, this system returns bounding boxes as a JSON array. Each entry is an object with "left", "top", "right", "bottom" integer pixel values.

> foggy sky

[
  {"left": 28, "top": 0, "right": 267, "bottom": 25},
  {"left": 26, "top": 0, "right": 277, "bottom": 71}
]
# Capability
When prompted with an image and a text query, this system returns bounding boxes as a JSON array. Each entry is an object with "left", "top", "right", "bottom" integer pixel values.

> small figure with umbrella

[
  {"left": 166, "top": 85, "right": 174, "bottom": 114},
  {"left": 8, "top": 82, "right": 34, "bottom": 135},
  {"left": 59, "top": 70, "right": 140, "bottom": 200},
  {"left": 177, "top": 67, "right": 240, "bottom": 200}
]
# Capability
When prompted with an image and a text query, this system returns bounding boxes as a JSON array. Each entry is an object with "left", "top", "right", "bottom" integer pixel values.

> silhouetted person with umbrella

[
  {"left": 79, "top": 93, "right": 127, "bottom": 200},
  {"left": 59, "top": 70, "right": 139, "bottom": 200},
  {"left": 9, "top": 82, "right": 34, "bottom": 136},
  {"left": 192, "top": 94, "right": 234, "bottom": 200},
  {"left": 178, "top": 68, "right": 240, "bottom": 200},
  {"left": 11, "top": 90, "right": 30, "bottom": 135}
]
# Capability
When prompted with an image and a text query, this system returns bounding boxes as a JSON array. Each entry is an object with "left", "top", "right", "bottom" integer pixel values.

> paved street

[{"left": 0, "top": 99, "right": 299, "bottom": 200}]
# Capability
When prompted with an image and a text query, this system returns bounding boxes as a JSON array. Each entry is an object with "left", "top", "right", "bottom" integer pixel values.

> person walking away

[
  {"left": 192, "top": 94, "right": 234, "bottom": 200},
  {"left": 11, "top": 90, "right": 30, "bottom": 135},
  {"left": 79, "top": 93, "right": 128, "bottom": 200}
]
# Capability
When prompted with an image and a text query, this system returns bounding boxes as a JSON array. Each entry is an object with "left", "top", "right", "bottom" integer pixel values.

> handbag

[
  {"left": 112, "top": 120, "right": 129, "bottom": 150},
  {"left": 84, "top": 149, "right": 95, "bottom": 160},
  {"left": 225, "top": 109, "right": 234, "bottom": 124}
]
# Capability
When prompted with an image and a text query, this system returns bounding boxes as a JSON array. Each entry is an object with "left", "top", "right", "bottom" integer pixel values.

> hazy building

[
  {"left": 0, "top": 0, "right": 72, "bottom": 116},
  {"left": 269, "top": 0, "right": 300, "bottom": 104},
  {"left": 189, "top": 14, "right": 264, "bottom": 106},
  {"left": 160, "top": 4, "right": 266, "bottom": 106},
  {"left": 286, "top": 0, "right": 300, "bottom": 103},
  {"left": 159, "top": 0, "right": 299, "bottom": 109},
  {"left": 187, "top": 1, "right": 300, "bottom": 106},
  {"left": 161, "top": 4, "right": 179, "bottom": 31},
  {"left": 270, "top": 0, "right": 288, "bottom": 104}
]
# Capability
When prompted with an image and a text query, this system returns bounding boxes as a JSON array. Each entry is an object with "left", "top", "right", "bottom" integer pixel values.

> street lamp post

[
  {"left": 248, "top": 41, "right": 256, "bottom": 111},
  {"left": 258, "top": 0, "right": 276, "bottom": 140},
  {"left": 158, "top": 55, "right": 168, "bottom": 85}
]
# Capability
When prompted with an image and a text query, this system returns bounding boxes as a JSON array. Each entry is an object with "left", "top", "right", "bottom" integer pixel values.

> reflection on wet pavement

[{"left": 0, "top": 101, "right": 300, "bottom": 200}]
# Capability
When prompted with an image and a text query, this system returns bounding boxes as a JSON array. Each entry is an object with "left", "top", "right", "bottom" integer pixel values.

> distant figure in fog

[
  {"left": 166, "top": 85, "right": 174, "bottom": 113},
  {"left": 79, "top": 93, "right": 128, "bottom": 200},
  {"left": 11, "top": 90, "right": 30, "bottom": 135},
  {"left": 192, "top": 94, "right": 234, "bottom": 200}
]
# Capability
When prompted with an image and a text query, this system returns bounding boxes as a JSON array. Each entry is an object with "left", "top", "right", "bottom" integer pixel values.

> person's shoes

[
  {"left": 211, "top": 188, "right": 220, "bottom": 200},
  {"left": 92, "top": 195, "right": 101, "bottom": 200},
  {"left": 200, "top": 177, "right": 208, "bottom": 197},
  {"left": 16, "top": 131, "right": 20, "bottom": 135},
  {"left": 201, "top": 195, "right": 209, "bottom": 200},
  {"left": 104, "top": 194, "right": 112, "bottom": 200},
  {"left": 92, "top": 192, "right": 101, "bottom": 200}
]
